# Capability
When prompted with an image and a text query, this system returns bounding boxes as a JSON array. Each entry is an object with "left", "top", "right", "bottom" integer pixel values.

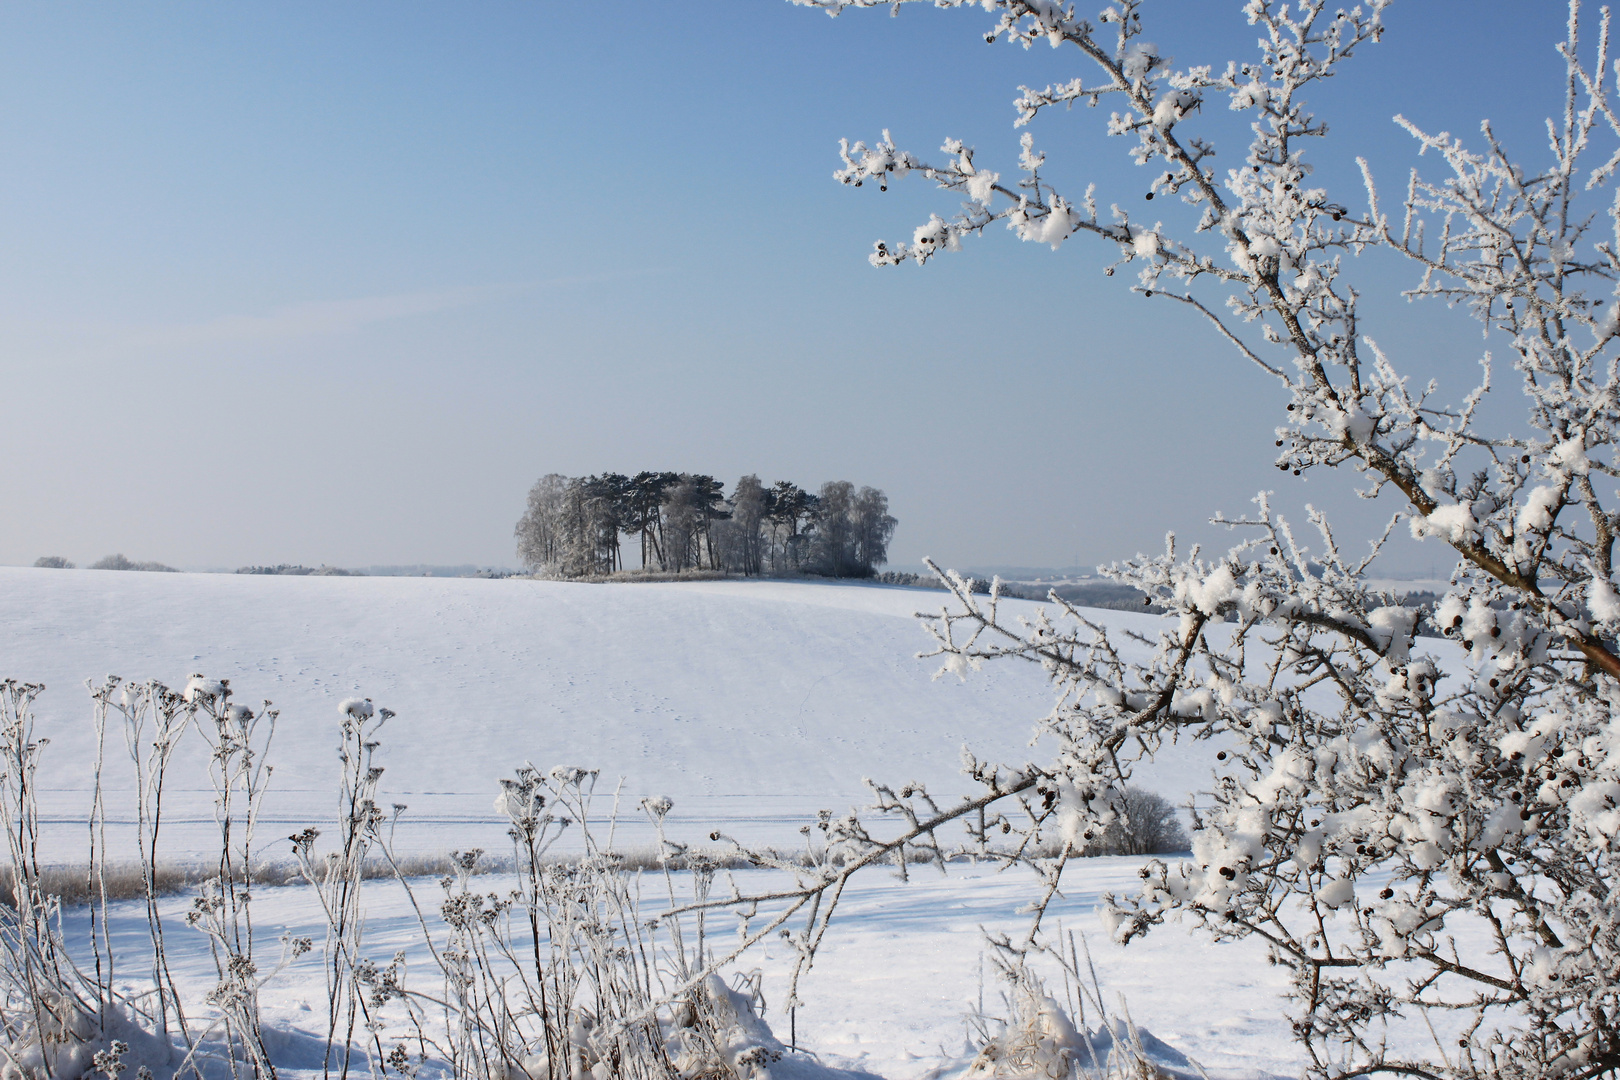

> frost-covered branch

[{"left": 799, "top": 2, "right": 1620, "bottom": 1076}]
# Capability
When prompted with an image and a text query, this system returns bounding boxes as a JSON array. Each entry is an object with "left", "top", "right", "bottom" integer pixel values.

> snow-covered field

[
  {"left": 4, "top": 567, "right": 1302, "bottom": 1078},
  {"left": 0, "top": 567, "right": 1213, "bottom": 860}
]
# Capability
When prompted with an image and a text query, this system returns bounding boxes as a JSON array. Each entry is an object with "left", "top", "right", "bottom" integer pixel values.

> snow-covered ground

[
  {"left": 0, "top": 567, "right": 1211, "bottom": 861},
  {"left": 59, "top": 860, "right": 1302, "bottom": 1080},
  {"left": 2, "top": 567, "right": 1333, "bottom": 1078}
]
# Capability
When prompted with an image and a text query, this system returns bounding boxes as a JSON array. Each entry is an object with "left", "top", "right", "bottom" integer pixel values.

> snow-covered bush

[
  {"left": 786, "top": 0, "right": 1620, "bottom": 1076},
  {"left": 964, "top": 960, "right": 1191, "bottom": 1080}
]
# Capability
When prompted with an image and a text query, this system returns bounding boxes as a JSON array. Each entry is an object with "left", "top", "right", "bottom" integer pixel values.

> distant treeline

[
  {"left": 35, "top": 554, "right": 177, "bottom": 572},
  {"left": 234, "top": 565, "right": 519, "bottom": 579},
  {"left": 516, "top": 473, "right": 897, "bottom": 579},
  {"left": 875, "top": 570, "right": 1164, "bottom": 611}
]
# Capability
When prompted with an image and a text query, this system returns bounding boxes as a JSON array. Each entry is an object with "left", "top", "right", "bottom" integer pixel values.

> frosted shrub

[
  {"left": 91, "top": 678, "right": 194, "bottom": 1054},
  {"left": 289, "top": 696, "right": 394, "bottom": 1080},
  {"left": 1, "top": 677, "right": 862, "bottom": 1080},
  {"left": 258, "top": 712, "right": 848, "bottom": 1080},
  {"left": 0, "top": 679, "right": 96, "bottom": 1080},
  {"left": 1, "top": 681, "right": 190, "bottom": 1080},
  {"left": 786, "top": 0, "right": 1620, "bottom": 1076},
  {"left": 181, "top": 678, "right": 281, "bottom": 1077},
  {"left": 386, "top": 768, "right": 767, "bottom": 1080}
]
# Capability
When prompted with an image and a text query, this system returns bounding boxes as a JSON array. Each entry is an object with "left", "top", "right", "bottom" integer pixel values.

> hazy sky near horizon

[{"left": 0, "top": 1, "right": 1567, "bottom": 573}]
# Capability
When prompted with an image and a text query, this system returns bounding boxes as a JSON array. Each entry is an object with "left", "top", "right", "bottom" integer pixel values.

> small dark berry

[{"left": 1146, "top": 192, "right": 1155, "bottom": 200}]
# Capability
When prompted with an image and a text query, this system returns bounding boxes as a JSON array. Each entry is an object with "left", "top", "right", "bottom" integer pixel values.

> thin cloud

[
  {"left": 2, "top": 269, "right": 664, "bottom": 362},
  {"left": 122, "top": 281, "right": 531, "bottom": 350}
]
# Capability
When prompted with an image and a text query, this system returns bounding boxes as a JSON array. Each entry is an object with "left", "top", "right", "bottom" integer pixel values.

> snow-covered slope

[{"left": 0, "top": 567, "right": 1206, "bottom": 858}]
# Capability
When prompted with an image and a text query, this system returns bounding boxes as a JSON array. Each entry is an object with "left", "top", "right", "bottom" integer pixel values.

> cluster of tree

[
  {"left": 43, "top": 554, "right": 179, "bottom": 572},
  {"left": 515, "top": 472, "right": 896, "bottom": 579},
  {"left": 235, "top": 565, "right": 360, "bottom": 576}
]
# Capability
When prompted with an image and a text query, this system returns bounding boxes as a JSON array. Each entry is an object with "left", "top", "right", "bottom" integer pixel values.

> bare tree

[
  {"left": 775, "top": 1, "right": 1620, "bottom": 1076},
  {"left": 1100, "top": 788, "right": 1189, "bottom": 857},
  {"left": 660, "top": 477, "right": 699, "bottom": 572},
  {"left": 515, "top": 474, "right": 568, "bottom": 573},
  {"left": 807, "top": 482, "right": 897, "bottom": 576},
  {"left": 850, "top": 486, "right": 897, "bottom": 573},
  {"left": 717, "top": 475, "right": 770, "bottom": 576},
  {"left": 809, "top": 481, "right": 857, "bottom": 576}
]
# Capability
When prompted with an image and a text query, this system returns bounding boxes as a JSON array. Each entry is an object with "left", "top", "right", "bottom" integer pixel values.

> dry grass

[
  {"left": 30, "top": 839, "right": 1141, "bottom": 907},
  {"left": 27, "top": 852, "right": 477, "bottom": 907},
  {"left": 29, "top": 844, "right": 950, "bottom": 907}
]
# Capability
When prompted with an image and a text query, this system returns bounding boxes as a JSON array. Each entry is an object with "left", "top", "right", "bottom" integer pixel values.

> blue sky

[{"left": 0, "top": 1, "right": 1570, "bottom": 572}]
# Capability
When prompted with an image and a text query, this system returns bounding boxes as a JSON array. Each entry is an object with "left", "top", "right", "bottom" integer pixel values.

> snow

[
  {"left": 964, "top": 169, "right": 998, "bottom": 206},
  {"left": 1409, "top": 502, "right": 1479, "bottom": 544},
  {"left": 0, "top": 567, "right": 1456, "bottom": 1078},
  {"left": 55, "top": 859, "right": 1301, "bottom": 1080},
  {"left": 0, "top": 567, "right": 1211, "bottom": 862}
]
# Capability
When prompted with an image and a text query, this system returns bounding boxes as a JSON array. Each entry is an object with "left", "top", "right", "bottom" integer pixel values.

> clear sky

[{"left": 0, "top": 1, "right": 1566, "bottom": 573}]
